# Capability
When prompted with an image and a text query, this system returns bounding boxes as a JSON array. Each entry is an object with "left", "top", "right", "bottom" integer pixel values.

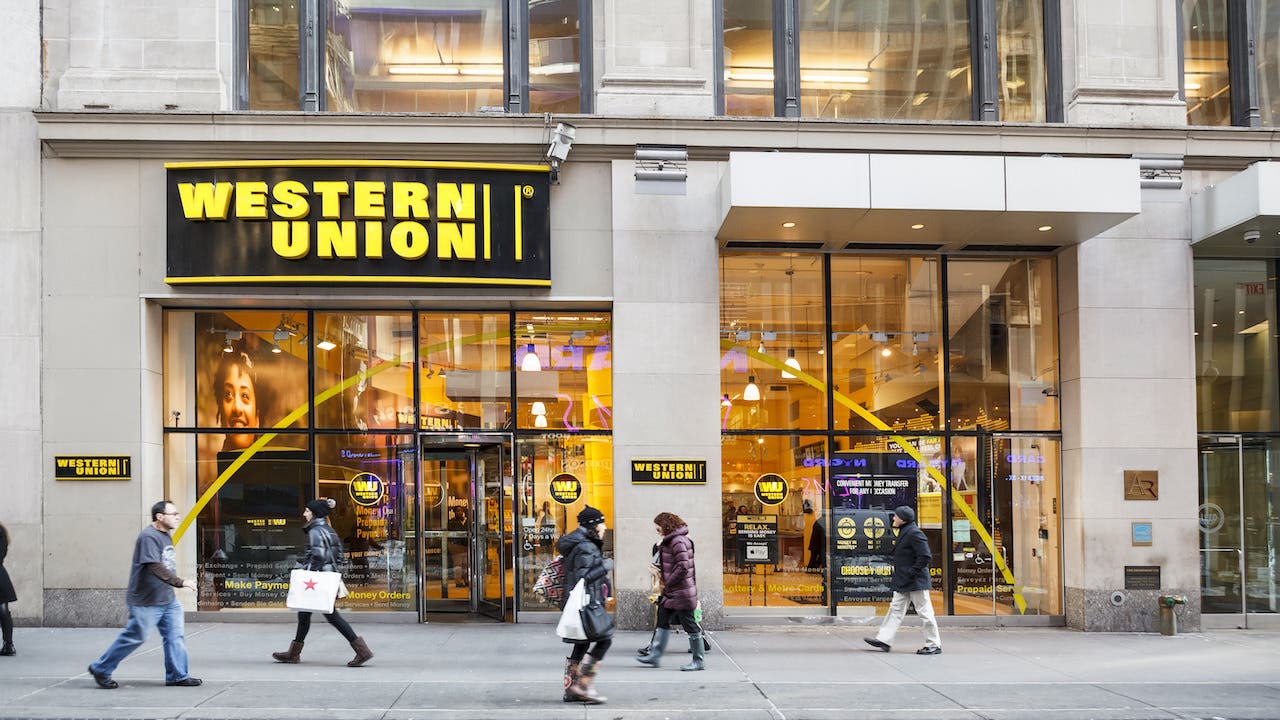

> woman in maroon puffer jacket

[{"left": 635, "top": 512, "right": 705, "bottom": 671}]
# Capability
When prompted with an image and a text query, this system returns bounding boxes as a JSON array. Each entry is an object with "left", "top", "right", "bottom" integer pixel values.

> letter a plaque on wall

[
  {"left": 1123, "top": 470, "right": 1159, "bottom": 500},
  {"left": 165, "top": 161, "right": 551, "bottom": 287}
]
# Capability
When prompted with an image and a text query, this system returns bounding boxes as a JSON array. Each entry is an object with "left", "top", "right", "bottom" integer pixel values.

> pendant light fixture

[
  {"left": 531, "top": 401, "right": 547, "bottom": 416},
  {"left": 534, "top": 413, "right": 548, "bottom": 428},
  {"left": 521, "top": 342, "right": 541, "bottom": 371},
  {"left": 781, "top": 267, "right": 801, "bottom": 379},
  {"left": 743, "top": 375, "right": 761, "bottom": 401}
]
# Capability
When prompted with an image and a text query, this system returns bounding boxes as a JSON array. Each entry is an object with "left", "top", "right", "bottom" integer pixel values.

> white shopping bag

[
  {"left": 555, "top": 578, "right": 588, "bottom": 641},
  {"left": 286, "top": 569, "right": 341, "bottom": 613}
]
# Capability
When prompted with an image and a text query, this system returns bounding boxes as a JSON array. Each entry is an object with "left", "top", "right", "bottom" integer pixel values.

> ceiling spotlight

[
  {"left": 316, "top": 339, "right": 337, "bottom": 351},
  {"left": 222, "top": 337, "right": 234, "bottom": 353},
  {"left": 270, "top": 345, "right": 282, "bottom": 354},
  {"left": 911, "top": 223, "right": 925, "bottom": 230},
  {"left": 1038, "top": 225, "right": 1053, "bottom": 232},
  {"left": 881, "top": 346, "right": 892, "bottom": 357},
  {"left": 781, "top": 221, "right": 796, "bottom": 228}
]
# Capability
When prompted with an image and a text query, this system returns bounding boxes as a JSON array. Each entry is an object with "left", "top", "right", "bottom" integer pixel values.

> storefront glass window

[
  {"left": 313, "top": 312, "right": 416, "bottom": 431},
  {"left": 517, "top": 435, "right": 614, "bottom": 611},
  {"left": 1193, "top": 259, "right": 1279, "bottom": 433},
  {"left": 720, "top": 256, "right": 827, "bottom": 432},
  {"left": 515, "top": 312, "right": 612, "bottom": 431},
  {"left": 1184, "top": 0, "right": 1232, "bottom": 126},
  {"left": 194, "top": 311, "right": 310, "bottom": 432},
  {"left": 418, "top": 312, "right": 511, "bottom": 431},
  {"left": 314, "top": 434, "right": 418, "bottom": 611},
  {"left": 326, "top": 1, "right": 505, "bottom": 112},
  {"left": 529, "top": 0, "right": 582, "bottom": 113},
  {"left": 798, "top": 0, "right": 971, "bottom": 120},
  {"left": 248, "top": 0, "right": 301, "bottom": 110},
  {"left": 998, "top": 0, "right": 1047, "bottom": 122},
  {"left": 828, "top": 435, "right": 945, "bottom": 615},
  {"left": 946, "top": 257, "right": 1059, "bottom": 432},
  {"left": 722, "top": 0, "right": 775, "bottom": 116},
  {"left": 830, "top": 256, "right": 942, "bottom": 432},
  {"left": 722, "top": 435, "right": 827, "bottom": 609}
]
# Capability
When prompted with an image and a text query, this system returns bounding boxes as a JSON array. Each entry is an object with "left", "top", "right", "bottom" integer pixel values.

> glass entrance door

[
  {"left": 1198, "top": 435, "right": 1280, "bottom": 620},
  {"left": 419, "top": 438, "right": 513, "bottom": 620}
]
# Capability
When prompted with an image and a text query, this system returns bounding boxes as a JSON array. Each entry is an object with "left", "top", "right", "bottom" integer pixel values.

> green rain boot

[{"left": 636, "top": 627, "right": 669, "bottom": 667}]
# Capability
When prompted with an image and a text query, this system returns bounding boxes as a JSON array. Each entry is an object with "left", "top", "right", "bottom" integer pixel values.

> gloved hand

[{"left": 602, "top": 558, "right": 615, "bottom": 571}]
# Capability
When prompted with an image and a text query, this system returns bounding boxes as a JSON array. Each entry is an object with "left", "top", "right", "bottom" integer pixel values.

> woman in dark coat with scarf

[
  {"left": 271, "top": 499, "right": 373, "bottom": 667},
  {"left": 555, "top": 506, "right": 613, "bottom": 704},
  {"left": 0, "top": 522, "right": 16, "bottom": 656},
  {"left": 636, "top": 512, "right": 705, "bottom": 671}
]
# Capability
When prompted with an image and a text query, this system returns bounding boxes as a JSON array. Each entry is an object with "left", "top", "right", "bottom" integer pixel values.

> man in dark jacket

[{"left": 864, "top": 505, "right": 941, "bottom": 655}]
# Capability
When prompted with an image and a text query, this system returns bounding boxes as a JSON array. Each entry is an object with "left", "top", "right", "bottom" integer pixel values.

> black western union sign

[
  {"left": 55, "top": 456, "right": 132, "bottom": 481},
  {"left": 631, "top": 460, "right": 707, "bottom": 485},
  {"left": 165, "top": 161, "right": 551, "bottom": 287}
]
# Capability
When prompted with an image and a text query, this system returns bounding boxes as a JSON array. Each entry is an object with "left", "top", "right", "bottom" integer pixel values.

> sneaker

[
  {"left": 916, "top": 646, "right": 942, "bottom": 655},
  {"left": 863, "top": 638, "right": 891, "bottom": 652},
  {"left": 88, "top": 665, "right": 118, "bottom": 690},
  {"left": 166, "top": 677, "right": 203, "bottom": 686}
]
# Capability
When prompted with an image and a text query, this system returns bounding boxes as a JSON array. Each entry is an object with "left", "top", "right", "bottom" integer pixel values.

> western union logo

[
  {"left": 550, "top": 473, "right": 582, "bottom": 505},
  {"left": 54, "top": 456, "right": 131, "bottom": 481},
  {"left": 754, "top": 473, "right": 789, "bottom": 506},
  {"left": 349, "top": 472, "right": 385, "bottom": 507}
]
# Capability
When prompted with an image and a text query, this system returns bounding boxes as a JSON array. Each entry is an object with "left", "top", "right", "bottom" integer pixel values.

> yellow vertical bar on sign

[
  {"left": 514, "top": 185, "right": 523, "bottom": 261},
  {"left": 483, "top": 184, "right": 491, "bottom": 260}
]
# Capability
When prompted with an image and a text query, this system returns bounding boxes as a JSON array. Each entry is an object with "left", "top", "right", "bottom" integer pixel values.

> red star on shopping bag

[{"left": 304, "top": 579, "right": 318, "bottom": 590}]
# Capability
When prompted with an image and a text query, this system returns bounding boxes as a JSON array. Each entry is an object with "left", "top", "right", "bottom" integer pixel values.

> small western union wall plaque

[
  {"left": 631, "top": 460, "right": 707, "bottom": 485},
  {"left": 55, "top": 456, "right": 132, "bottom": 481}
]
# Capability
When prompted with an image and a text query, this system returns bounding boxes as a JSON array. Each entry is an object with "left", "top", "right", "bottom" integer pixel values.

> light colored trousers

[{"left": 874, "top": 590, "right": 941, "bottom": 649}]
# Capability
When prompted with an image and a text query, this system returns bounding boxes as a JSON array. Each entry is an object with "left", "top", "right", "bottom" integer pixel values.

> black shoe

[
  {"left": 166, "top": 677, "right": 203, "bottom": 686},
  {"left": 916, "top": 646, "right": 942, "bottom": 655},
  {"left": 864, "top": 638, "right": 891, "bottom": 652},
  {"left": 88, "top": 665, "right": 118, "bottom": 689},
  {"left": 0, "top": 642, "right": 14, "bottom": 656}
]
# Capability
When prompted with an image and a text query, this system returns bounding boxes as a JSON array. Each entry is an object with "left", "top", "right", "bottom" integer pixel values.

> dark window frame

[
  {"left": 715, "top": 0, "right": 1064, "bottom": 122},
  {"left": 238, "top": 0, "right": 593, "bottom": 113}
]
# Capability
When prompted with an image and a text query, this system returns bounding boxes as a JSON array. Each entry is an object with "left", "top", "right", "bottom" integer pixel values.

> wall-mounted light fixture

[{"left": 635, "top": 145, "right": 688, "bottom": 195}]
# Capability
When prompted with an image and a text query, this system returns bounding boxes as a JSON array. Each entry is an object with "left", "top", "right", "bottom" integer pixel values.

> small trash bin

[{"left": 1157, "top": 595, "right": 1186, "bottom": 635}]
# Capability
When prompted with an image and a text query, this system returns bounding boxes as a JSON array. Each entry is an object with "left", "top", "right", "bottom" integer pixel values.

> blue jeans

[{"left": 90, "top": 599, "right": 190, "bottom": 683}]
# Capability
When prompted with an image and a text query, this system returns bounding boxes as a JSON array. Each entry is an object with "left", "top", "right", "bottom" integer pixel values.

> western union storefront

[{"left": 36, "top": 118, "right": 1184, "bottom": 631}]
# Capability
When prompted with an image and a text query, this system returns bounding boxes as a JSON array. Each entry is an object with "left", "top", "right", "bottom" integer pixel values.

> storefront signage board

[
  {"left": 165, "top": 161, "right": 551, "bottom": 287},
  {"left": 831, "top": 508, "right": 897, "bottom": 603},
  {"left": 735, "top": 515, "right": 778, "bottom": 565},
  {"left": 54, "top": 455, "right": 131, "bottom": 481},
  {"left": 631, "top": 459, "right": 707, "bottom": 485},
  {"left": 1124, "top": 565, "right": 1161, "bottom": 590}
]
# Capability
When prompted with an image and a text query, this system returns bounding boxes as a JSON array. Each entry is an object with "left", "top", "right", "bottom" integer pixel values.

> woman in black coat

[
  {"left": 271, "top": 499, "right": 373, "bottom": 667},
  {"left": 0, "top": 522, "right": 16, "bottom": 656},
  {"left": 555, "top": 506, "right": 612, "bottom": 704},
  {"left": 636, "top": 511, "right": 705, "bottom": 671}
]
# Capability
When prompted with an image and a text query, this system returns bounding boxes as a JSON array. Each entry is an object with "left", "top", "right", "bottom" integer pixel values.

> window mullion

[
  {"left": 299, "top": 0, "right": 322, "bottom": 111},
  {"left": 1228, "top": 0, "right": 1260, "bottom": 127},
  {"left": 973, "top": 0, "right": 999, "bottom": 121},
  {"left": 778, "top": 0, "right": 799, "bottom": 117},
  {"left": 579, "top": 0, "right": 593, "bottom": 113},
  {"left": 506, "top": 0, "right": 527, "bottom": 114}
]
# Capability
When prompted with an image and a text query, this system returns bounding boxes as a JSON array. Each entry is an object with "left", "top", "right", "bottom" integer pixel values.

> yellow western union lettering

[
  {"left": 317, "top": 221, "right": 357, "bottom": 259},
  {"left": 438, "top": 224, "right": 476, "bottom": 260},
  {"left": 389, "top": 222, "right": 429, "bottom": 260},
  {"left": 364, "top": 221, "right": 383, "bottom": 258},
  {"left": 353, "top": 181, "right": 386, "bottom": 220},
  {"left": 312, "top": 181, "right": 349, "bottom": 218},
  {"left": 437, "top": 184, "right": 475, "bottom": 220},
  {"left": 57, "top": 459, "right": 70, "bottom": 468},
  {"left": 271, "top": 180, "right": 310, "bottom": 220},
  {"left": 514, "top": 185, "right": 523, "bottom": 261},
  {"left": 177, "top": 182, "right": 233, "bottom": 220},
  {"left": 235, "top": 181, "right": 269, "bottom": 220},
  {"left": 393, "top": 182, "right": 430, "bottom": 219},
  {"left": 272, "top": 221, "right": 309, "bottom": 259},
  {"left": 483, "top": 184, "right": 491, "bottom": 259}
]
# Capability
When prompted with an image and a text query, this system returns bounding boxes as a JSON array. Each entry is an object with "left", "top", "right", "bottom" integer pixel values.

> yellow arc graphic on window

[{"left": 725, "top": 341, "right": 1028, "bottom": 614}]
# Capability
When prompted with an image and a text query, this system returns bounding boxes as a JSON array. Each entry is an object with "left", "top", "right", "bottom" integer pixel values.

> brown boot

[
  {"left": 347, "top": 636, "right": 373, "bottom": 667},
  {"left": 562, "top": 659, "right": 582, "bottom": 702},
  {"left": 271, "top": 641, "right": 303, "bottom": 664},
  {"left": 572, "top": 654, "right": 606, "bottom": 704}
]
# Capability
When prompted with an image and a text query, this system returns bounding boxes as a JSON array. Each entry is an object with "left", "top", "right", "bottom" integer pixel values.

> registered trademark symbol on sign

[{"left": 523, "top": 185, "right": 534, "bottom": 198}]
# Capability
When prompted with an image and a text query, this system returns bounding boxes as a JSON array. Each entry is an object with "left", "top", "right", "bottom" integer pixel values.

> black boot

[{"left": 0, "top": 642, "right": 13, "bottom": 657}]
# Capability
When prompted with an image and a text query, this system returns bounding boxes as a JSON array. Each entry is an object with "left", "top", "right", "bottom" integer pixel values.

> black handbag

[{"left": 579, "top": 589, "right": 615, "bottom": 641}]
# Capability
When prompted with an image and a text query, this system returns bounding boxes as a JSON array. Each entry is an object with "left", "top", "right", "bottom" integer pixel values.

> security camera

[{"left": 1244, "top": 229, "right": 1261, "bottom": 244}]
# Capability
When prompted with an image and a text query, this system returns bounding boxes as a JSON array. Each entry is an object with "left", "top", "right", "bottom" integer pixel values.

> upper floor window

[
  {"left": 1181, "top": 0, "right": 1280, "bottom": 127},
  {"left": 718, "top": 0, "right": 1060, "bottom": 121},
  {"left": 242, "top": 0, "right": 591, "bottom": 113}
]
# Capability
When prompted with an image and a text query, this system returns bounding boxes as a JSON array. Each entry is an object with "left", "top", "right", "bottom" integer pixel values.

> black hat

[
  {"left": 577, "top": 505, "right": 606, "bottom": 527},
  {"left": 893, "top": 505, "right": 916, "bottom": 524},
  {"left": 306, "top": 498, "right": 335, "bottom": 518}
]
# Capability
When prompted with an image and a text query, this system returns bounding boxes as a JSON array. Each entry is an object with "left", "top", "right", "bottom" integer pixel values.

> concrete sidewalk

[{"left": 0, "top": 622, "right": 1277, "bottom": 719}]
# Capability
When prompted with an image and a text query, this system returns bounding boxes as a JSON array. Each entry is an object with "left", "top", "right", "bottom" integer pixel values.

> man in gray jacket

[{"left": 864, "top": 505, "right": 942, "bottom": 655}]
